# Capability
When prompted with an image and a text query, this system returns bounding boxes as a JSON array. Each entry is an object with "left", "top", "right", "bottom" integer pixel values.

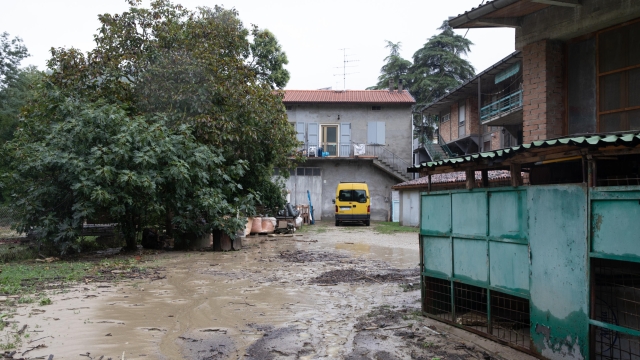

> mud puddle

[{"left": 2, "top": 225, "right": 534, "bottom": 359}]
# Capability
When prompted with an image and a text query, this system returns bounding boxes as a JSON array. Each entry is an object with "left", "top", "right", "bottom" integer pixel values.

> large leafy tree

[
  {"left": 4, "top": 0, "right": 297, "bottom": 251},
  {"left": 0, "top": 67, "right": 43, "bottom": 143},
  {"left": 367, "top": 41, "right": 412, "bottom": 90}
]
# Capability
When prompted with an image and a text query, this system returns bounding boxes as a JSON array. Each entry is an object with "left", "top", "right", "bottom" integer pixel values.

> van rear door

[
  {"left": 337, "top": 183, "right": 353, "bottom": 217},
  {"left": 352, "top": 186, "right": 369, "bottom": 216}
]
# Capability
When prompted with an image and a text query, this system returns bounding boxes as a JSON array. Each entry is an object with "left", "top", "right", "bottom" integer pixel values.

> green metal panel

[
  {"left": 489, "top": 242, "right": 529, "bottom": 294},
  {"left": 453, "top": 238, "right": 488, "bottom": 284},
  {"left": 591, "top": 191, "right": 640, "bottom": 259},
  {"left": 528, "top": 185, "right": 589, "bottom": 360},
  {"left": 489, "top": 190, "right": 526, "bottom": 239},
  {"left": 422, "top": 236, "right": 452, "bottom": 278},
  {"left": 452, "top": 192, "right": 487, "bottom": 236},
  {"left": 421, "top": 194, "right": 451, "bottom": 235}
]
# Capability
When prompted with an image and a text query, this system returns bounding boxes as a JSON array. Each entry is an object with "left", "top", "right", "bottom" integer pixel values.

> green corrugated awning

[{"left": 412, "top": 131, "right": 640, "bottom": 171}]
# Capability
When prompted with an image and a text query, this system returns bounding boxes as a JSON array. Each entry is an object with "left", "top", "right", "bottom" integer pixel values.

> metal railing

[
  {"left": 438, "top": 134, "right": 457, "bottom": 158},
  {"left": 422, "top": 140, "right": 447, "bottom": 162},
  {"left": 480, "top": 90, "right": 523, "bottom": 122},
  {"left": 297, "top": 142, "right": 411, "bottom": 178}
]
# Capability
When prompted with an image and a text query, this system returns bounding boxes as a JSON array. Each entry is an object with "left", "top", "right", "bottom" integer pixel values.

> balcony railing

[
  {"left": 296, "top": 142, "right": 410, "bottom": 178},
  {"left": 480, "top": 90, "right": 523, "bottom": 122}
]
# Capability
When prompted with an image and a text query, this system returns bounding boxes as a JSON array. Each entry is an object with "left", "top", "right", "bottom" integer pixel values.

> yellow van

[{"left": 333, "top": 182, "right": 370, "bottom": 226}]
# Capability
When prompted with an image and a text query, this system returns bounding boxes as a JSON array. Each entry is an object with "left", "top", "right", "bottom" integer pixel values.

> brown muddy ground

[{"left": 1, "top": 223, "right": 535, "bottom": 360}]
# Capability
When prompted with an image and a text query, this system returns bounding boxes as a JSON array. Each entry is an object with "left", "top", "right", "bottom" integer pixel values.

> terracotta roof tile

[
  {"left": 392, "top": 170, "right": 516, "bottom": 189},
  {"left": 283, "top": 90, "right": 415, "bottom": 104}
]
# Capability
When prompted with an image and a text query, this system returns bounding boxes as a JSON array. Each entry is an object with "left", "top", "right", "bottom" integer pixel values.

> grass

[
  {"left": 0, "top": 257, "right": 145, "bottom": 296},
  {"left": 374, "top": 222, "right": 418, "bottom": 234}
]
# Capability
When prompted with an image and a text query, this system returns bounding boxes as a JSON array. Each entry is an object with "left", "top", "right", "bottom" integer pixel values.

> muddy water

[{"left": 11, "top": 226, "right": 421, "bottom": 359}]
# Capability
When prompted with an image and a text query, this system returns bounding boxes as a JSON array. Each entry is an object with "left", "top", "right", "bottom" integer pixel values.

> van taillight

[
  {"left": 335, "top": 205, "right": 338, "bottom": 213},
  {"left": 367, "top": 205, "right": 370, "bottom": 213}
]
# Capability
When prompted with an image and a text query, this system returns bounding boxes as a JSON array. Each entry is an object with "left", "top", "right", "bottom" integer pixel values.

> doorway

[{"left": 322, "top": 125, "right": 338, "bottom": 156}]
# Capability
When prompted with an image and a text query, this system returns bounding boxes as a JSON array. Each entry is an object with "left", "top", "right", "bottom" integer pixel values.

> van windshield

[{"left": 338, "top": 190, "right": 367, "bottom": 203}]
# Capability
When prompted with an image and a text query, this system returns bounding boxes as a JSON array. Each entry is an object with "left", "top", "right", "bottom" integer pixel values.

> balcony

[
  {"left": 480, "top": 90, "right": 523, "bottom": 126},
  {"left": 295, "top": 142, "right": 411, "bottom": 181}
]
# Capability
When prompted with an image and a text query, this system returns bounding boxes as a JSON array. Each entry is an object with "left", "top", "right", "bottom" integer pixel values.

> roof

[
  {"left": 392, "top": 170, "right": 512, "bottom": 189},
  {"left": 448, "top": 0, "right": 550, "bottom": 29},
  {"left": 411, "top": 132, "right": 640, "bottom": 174},
  {"left": 420, "top": 51, "right": 522, "bottom": 114},
  {"left": 283, "top": 90, "right": 416, "bottom": 104}
]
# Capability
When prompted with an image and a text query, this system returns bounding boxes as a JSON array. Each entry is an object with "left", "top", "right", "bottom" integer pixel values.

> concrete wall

[
  {"left": 399, "top": 189, "right": 421, "bottom": 227},
  {"left": 279, "top": 158, "right": 398, "bottom": 221},
  {"left": 286, "top": 103, "right": 412, "bottom": 162},
  {"left": 516, "top": 0, "right": 640, "bottom": 50}
]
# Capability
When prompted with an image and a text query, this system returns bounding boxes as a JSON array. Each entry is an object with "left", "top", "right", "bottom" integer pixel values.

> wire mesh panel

[
  {"left": 592, "top": 258, "right": 640, "bottom": 359},
  {"left": 454, "top": 282, "right": 489, "bottom": 334},
  {"left": 490, "top": 291, "right": 531, "bottom": 349},
  {"left": 423, "top": 276, "right": 452, "bottom": 322}
]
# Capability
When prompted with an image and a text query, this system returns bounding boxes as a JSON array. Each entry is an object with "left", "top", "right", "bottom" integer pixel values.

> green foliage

[
  {"left": 367, "top": 41, "right": 412, "bottom": 90},
  {"left": 0, "top": 67, "right": 43, "bottom": 144},
  {"left": 0, "top": 32, "right": 29, "bottom": 88},
  {"left": 4, "top": 94, "right": 252, "bottom": 251},
  {"left": 370, "top": 21, "right": 475, "bottom": 146},
  {"left": 250, "top": 28, "right": 290, "bottom": 89},
  {"left": 408, "top": 21, "right": 475, "bottom": 107},
  {"left": 3, "top": 1, "right": 297, "bottom": 250},
  {"left": 38, "top": 297, "right": 52, "bottom": 306}
]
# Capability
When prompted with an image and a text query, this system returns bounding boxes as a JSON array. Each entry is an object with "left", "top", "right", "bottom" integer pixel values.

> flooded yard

[{"left": 2, "top": 223, "right": 534, "bottom": 359}]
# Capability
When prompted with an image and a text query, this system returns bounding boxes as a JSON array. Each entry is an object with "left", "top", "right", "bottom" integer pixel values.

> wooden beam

[
  {"left": 531, "top": 0, "right": 580, "bottom": 7},
  {"left": 466, "top": 169, "right": 475, "bottom": 190},
  {"left": 510, "top": 164, "right": 522, "bottom": 187},
  {"left": 428, "top": 174, "right": 432, "bottom": 193},
  {"left": 474, "top": 17, "right": 522, "bottom": 28},
  {"left": 481, "top": 170, "right": 489, "bottom": 188}
]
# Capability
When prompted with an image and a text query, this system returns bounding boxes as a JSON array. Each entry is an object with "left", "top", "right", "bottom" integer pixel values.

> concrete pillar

[{"left": 522, "top": 39, "right": 565, "bottom": 143}]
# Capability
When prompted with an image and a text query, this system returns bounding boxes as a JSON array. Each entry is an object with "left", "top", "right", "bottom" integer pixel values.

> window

[
  {"left": 458, "top": 101, "right": 466, "bottom": 124},
  {"left": 286, "top": 106, "right": 293, "bottom": 110},
  {"left": 367, "top": 121, "right": 386, "bottom": 144},
  {"left": 441, "top": 113, "right": 450, "bottom": 123},
  {"left": 598, "top": 21, "right": 640, "bottom": 132},
  {"left": 371, "top": 106, "right": 382, "bottom": 111},
  {"left": 294, "top": 167, "right": 321, "bottom": 176},
  {"left": 338, "top": 190, "right": 366, "bottom": 202}
]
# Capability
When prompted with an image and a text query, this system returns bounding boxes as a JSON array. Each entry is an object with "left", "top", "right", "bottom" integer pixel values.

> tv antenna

[{"left": 333, "top": 48, "right": 359, "bottom": 90}]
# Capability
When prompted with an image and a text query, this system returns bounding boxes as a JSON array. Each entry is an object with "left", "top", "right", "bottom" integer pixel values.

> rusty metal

[{"left": 491, "top": 290, "right": 531, "bottom": 349}]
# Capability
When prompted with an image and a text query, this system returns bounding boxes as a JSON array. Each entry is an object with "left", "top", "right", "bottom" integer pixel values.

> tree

[
  {"left": 0, "top": 32, "right": 29, "bottom": 89},
  {"left": 408, "top": 21, "right": 475, "bottom": 107},
  {"left": 367, "top": 41, "right": 412, "bottom": 90},
  {"left": 5, "top": 93, "right": 253, "bottom": 252},
  {"left": 0, "top": 66, "right": 43, "bottom": 143},
  {"left": 407, "top": 21, "right": 475, "bottom": 145},
  {"left": 4, "top": 0, "right": 297, "bottom": 251}
]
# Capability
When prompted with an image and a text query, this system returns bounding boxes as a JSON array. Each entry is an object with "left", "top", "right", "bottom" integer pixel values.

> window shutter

[
  {"left": 308, "top": 123, "right": 319, "bottom": 147},
  {"left": 296, "top": 122, "right": 305, "bottom": 143},
  {"left": 367, "top": 122, "right": 376, "bottom": 144},
  {"left": 340, "top": 123, "right": 351, "bottom": 157},
  {"left": 376, "top": 122, "right": 385, "bottom": 145}
]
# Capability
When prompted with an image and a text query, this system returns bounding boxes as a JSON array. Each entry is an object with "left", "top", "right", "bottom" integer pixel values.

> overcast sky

[{"left": 1, "top": 0, "right": 515, "bottom": 90}]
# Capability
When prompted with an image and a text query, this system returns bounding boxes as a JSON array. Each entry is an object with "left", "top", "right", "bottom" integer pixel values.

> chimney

[
  {"left": 389, "top": 79, "right": 395, "bottom": 92},
  {"left": 398, "top": 79, "right": 403, "bottom": 92}
]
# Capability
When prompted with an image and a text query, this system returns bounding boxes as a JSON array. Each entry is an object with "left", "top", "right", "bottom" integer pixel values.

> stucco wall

[
  {"left": 286, "top": 103, "right": 412, "bottom": 163},
  {"left": 278, "top": 159, "right": 398, "bottom": 221}
]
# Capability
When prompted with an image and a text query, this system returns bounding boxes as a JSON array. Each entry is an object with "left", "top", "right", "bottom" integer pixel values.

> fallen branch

[
  {"left": 16, "top": 324, "right": 27, "bottom": 335},
  {"left": 381, "top": 325, "right": 411, "bottom": 331},
  {"left": 29, "top": 335, "right": 53, "bottom": 344},
  {"left": 424, "top": 326, "right": 441, "bottom": 335},
  {"left": 228, "top": 301, "right": 255, "bottom": 307},
  {"left": 22, "top": 344, "right": 46, "bottom": 356}
]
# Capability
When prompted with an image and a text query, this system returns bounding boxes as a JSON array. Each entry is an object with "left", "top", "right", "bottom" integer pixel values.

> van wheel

[
  {"left": 365, "top": 220, "right": 370, "bottom": 226},
  {"left": 335, "top": 220, "right": 339, "bottom": 226}
]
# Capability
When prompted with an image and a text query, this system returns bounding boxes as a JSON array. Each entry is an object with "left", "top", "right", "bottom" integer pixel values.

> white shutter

[
  {"left": 340, "top": 123, "right": 351, "bottom": 157},
  {"left": 376, "top": 122, "right": 385, "bottom": 145}
]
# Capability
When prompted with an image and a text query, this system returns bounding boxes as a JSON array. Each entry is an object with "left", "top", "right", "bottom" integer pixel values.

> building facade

[{"left": 279, "top": 89, "right": 415, "bottom": 221}]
